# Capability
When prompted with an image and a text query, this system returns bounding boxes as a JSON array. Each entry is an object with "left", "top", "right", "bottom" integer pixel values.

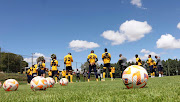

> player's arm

[
  {"left": 64, "top": 57, "right": 66, "bottom": 64},
  {"left": 102, "top": 54, "right": 104, "bottom": 61},
  {"left": 109, "top": 53, "right": 111, "bottom": 61},
  {"left": 56, "top": 60, "right": 59, "bottom": 66},
  {"left": 87, "top": 55, "right": 90, "bottom": 63},
  {"left": 71, "top": 56, "right": 73, "bottom": 62},
  {"left": 95, "top": 55, "right": 98, "bottom": 63}
]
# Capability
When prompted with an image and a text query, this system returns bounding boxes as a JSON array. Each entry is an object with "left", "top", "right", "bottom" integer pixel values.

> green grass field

[{"left": 0, "top": 76, "right": 180, "bottom": 102}]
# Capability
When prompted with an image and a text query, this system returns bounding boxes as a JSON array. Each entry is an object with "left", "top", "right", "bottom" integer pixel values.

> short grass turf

[{"left": 0, "top": 76, "right": 180, "bottom": 102}]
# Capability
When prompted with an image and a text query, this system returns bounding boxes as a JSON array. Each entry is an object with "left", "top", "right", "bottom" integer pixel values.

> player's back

[
  {"left": 64, "top": 55, "right": 73, "bottom": 66},
  {"left": 88, "top": 53, "right": 97, "bottom": 63},
  {"left": 102, "top": 52, "right": 111, "bottom": 64}
]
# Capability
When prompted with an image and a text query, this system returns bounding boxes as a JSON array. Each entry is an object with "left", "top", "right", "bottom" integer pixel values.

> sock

[
  {"left": 70, "top": 75, "right": 73, "bottom": 82},
  {"left": 88, "top": 79, "right": 90, "bottom": 82},
  {"left": 153, "top": 72, "right": 155, "bottom": 77},
  {"left": 55, "top": 77, "right": 57, "bottom": 83},
  {"left": 65, "top": 75, "right": 68, "bottom": 79},
  {"left": 110, "top": 72, "right": 112, "bottom": 78},
  {"left": 96, "top": 78, "right": 98, "bottom": 81},
  {"left": 151, "top": 73, "right": 153, "bottom": 77},
  {"left": 103, "top": 72, "right": 106, "bottom": 79}
]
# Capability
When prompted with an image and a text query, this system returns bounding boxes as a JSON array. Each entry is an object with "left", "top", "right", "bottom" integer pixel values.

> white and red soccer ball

[
  {"left": 122, "top": 65, "right": 148, "bottom": 89},
  {"left": 30, "top": 76, "right": 48, "bottom": 91},
  {"left": 46, "top": 77, "right": 55, "bottom": 88},
  {"left": 3, "top": 79, "right": 19, "bottom": 91},
  {"left": 59, "top": 78, "right": 68, "bottom": 86}
]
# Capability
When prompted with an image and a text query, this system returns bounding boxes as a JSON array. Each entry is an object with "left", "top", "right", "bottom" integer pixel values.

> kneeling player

[{"left": 64, "top": 53, "right": 73, "bottom": 82}]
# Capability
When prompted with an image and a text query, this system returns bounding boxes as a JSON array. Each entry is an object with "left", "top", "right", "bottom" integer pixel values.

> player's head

[
  {"left": 32, "top": 65, "right": 34, "bottom": 67},
  {"left": 51, "top": 54, "right": 56, "bottom": 59},
  {"left": 119, "top": 54, "right": 122, "bottom": 57},
  {"left": 135, "top": 54, "right": 138, "bottom": 58},
  {"left": 63, "top": 69, "right": 65, "bottom": 71},
  {"left": 77, "top": 69, "right": 78, "bottom": 71},
  {"left": 155, "top": 56, "right": 158, "bottom": 59},
  {"left": 104, "top": 48, "right": 107, "bottom": 52},
  {"left": 91, "top": 50, "right": 94, "bottom": 53},
  {"left": 148, "top": 55, "right": 151, "bottom": 58},
  {"left": 68, "top": 52, "right": 71, "bottom": 55}
]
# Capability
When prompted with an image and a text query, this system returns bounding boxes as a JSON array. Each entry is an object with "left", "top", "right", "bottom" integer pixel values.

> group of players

[{"left": 27, "top": 48, "right": 164, "bottom": 84}]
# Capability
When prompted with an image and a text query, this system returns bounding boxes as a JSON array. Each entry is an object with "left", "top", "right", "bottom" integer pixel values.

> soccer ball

[
  {"left": 0, "top": 82, "right": 1, "bottom": 88},
  {"left": 59, "top": 78, "right": 68, "bottom": 86},
  {"left": 30, "top": 76, "right": 48, "bottom": 91},
  {"left": 46, "top": 77, "right": 55, "bottom": 88},
  {"left": 3, "top": 79, "right": 19, "bottom": 91},
  {"left": 122, "top": 65, "right": 148, "bottom": 89}
]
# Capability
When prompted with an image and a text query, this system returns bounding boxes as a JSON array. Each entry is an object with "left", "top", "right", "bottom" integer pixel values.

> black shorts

[
  {"left": 157, "top": 65, "right": 163, "bottom": 71},
  {"left": 104, "top": 63, "right": 111, "bottom": 68},
  {"left": 52, "top": 70, "right": 58, "bottom": 77},
  {"left": 66, "top": 66, "right": 72, "bottom": 71}
]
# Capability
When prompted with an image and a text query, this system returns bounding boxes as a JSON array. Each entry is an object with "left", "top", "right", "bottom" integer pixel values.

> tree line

[{"left": 0, "top": 52, "right": 28, "bottom": 73}]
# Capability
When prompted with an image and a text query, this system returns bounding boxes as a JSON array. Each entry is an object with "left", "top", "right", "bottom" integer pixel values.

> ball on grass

[
  {"left": 46, "top": 77, "right": 55, "bottom": 88},
  {"left": 59, "top": 78, "right": 68, "bottom": 86},
  {"left": 122, "top": 65, "right": 148, "bottom": 89},
  {"left": 30, "top": 76, "right": 48, "bottom": 91},
  {"left": 3, "top": 79, "right": 19, "bottom": 91}
]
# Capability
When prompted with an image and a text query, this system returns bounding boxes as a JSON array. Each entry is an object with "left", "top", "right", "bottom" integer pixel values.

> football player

[
  {"left": 27, "top": 67, "right": 32, "bottom": 85},
  {"left": 110, "top": 66, "right": 115, "bottom": 81},
  {"left": 153, "top": 60, "right": 157, "bottom": 77},
  {"left": 39, "top": 59, "right": 46, "bottom": 77},
  {"left": 87, "top": 50, "right": 98, "bottom": 82},
  {"left": 155, "top": 56, "right": 163, "bottom": 77},
  {"left": 51, "top": 54, "right": 59, "bottom": 83},
  {"left": 64, "top": 53, "right": 73, "bottom": 83},
  {"left": 118, "top": 54, "right": 127, "bottom": 78},
  {"left": 102, "top": 48, "right": 111, "bottom": 81},
  {"left": 135, "top": 54, "right": 142, "bottom": 66},
  {"left": 32, "top": 64, "right": 37, "bottom": 78},
  {"left": 147, "top": 55, "right": 153, "bottom": 78},
  {"left": 62, "top": 69, "right": 66, "bottom": 78}
]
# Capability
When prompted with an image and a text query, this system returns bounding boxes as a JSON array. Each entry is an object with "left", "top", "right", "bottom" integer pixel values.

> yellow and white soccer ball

[
  {"left": 30, "top": 76, "right": 48, "bottom": 91},
  {"left": 0, "top": 82, "right": 2, "bottom": 88},
  {"left": 3, "top": 79, "right": 19, "bottom": 91},
  {"left": 122, "top": 65, "right": 148, "bottom": 89},
  {"left": 46, "top": 77, "right": 55, "bottom": 88},
  {"left": 59, "top": 78, "right": 68, "bottom": 86}
]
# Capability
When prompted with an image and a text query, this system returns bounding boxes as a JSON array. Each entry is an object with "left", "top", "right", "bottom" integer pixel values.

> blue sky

[{"left": 0, "top": 0, "right": 180, "bottom": 69}]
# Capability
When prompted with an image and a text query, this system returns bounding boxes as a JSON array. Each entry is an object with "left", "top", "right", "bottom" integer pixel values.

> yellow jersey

[
  {"left": 136, "top": 58, "right": 142, "bottom": 66},
  {"left": 111, "top": 67, "right": 115, "bottom": 73},
  {"left": 64, "top": 55, "right": 73, "bottom": 66},
  {"left": 87, "top": 53, "right": 98, "bottom": 63},
  {"left": 102, "top": 52, "right": 111, "bottom": 64},
  {"left": 153, "top": 62, "right": 156, "bottom": 69},
  {"left": 51, "top": 59, "right": 58, "bottom": 71},
  {"left": 41, "top": 63, "right": 45, "bottom": 70},
  {"left": 48, "top": 71, "right": 52, "bottom": 76},
  {"left": 147, "top": 58, "right": 153, "bottom": 66},
  {"left": 62, "top": 70, "right": 66, "bottom": 77},
  {"left": 32, "top": 66, "right": 37, "bottom": 73},
  {"left": 27, "top": 68, "right": 32, "bottom": 75}
]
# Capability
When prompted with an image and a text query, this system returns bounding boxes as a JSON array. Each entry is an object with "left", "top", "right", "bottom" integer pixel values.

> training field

[{"left": 0, "top": 76, "right": 180, "bottom": 102}]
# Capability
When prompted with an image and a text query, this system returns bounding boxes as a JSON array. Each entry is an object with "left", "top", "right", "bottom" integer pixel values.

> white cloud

[
  {"left": 101, "top": 30, "right": 126, "bottom": 45},
  {"left": 101, "top": 20, "right": 152, "bottom": 45},
  {"left": 140, "top": 49, "right": 150, "bottom": 53},
  {"left": 131, "top": 0, "right": 142, "bottom": 8},
  {"left": 156, "top": 34, "right": 180, "bottom": 49},
  {"left": 69, "top": 40, "right": 100, "bottom": 52},
  {"left": 177, "top": 22, "right": 180, "bottom": 29},
  {"left": 24, "top": 52, "right": 51, "bottom": 67},
  {"left": 128, "top": 49, "right": 159, "bottom": 62}
]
